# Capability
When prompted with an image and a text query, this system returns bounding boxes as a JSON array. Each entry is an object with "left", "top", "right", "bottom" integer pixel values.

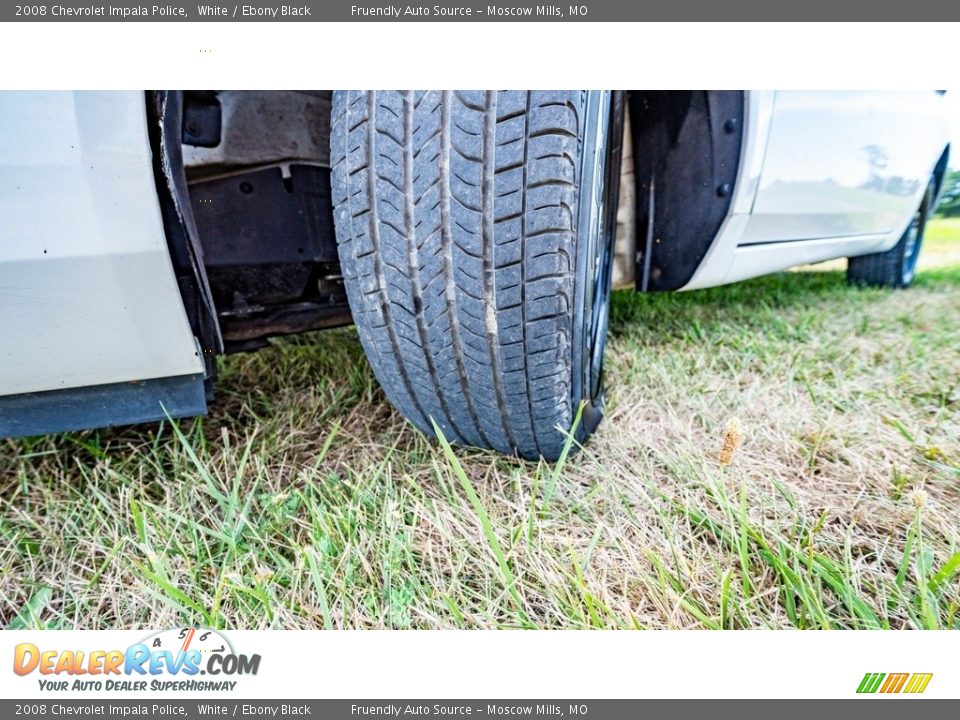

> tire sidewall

[{"left": 571, "top": 91, "right": 622, "bottom": 442}]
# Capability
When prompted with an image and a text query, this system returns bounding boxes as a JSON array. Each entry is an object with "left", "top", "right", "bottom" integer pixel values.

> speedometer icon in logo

[
  {"left": 141, "top": 628, "right": 234, "bottom": 664},
  {"left": 133, "top": 627, "right": 259, "bottom": 677}
]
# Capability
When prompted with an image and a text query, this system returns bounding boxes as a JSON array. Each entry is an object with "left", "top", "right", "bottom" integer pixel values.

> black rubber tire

[
  {"left": 330, "top": 90, "right": 618, "bottom": 460},
  {"left": 847, "top": 179, "right": 934, "bottom": 288}
]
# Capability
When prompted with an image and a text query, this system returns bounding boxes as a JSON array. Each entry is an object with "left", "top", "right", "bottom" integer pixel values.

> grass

[{"left": 1, "top": 220, "right": 959, "bottom": 630}]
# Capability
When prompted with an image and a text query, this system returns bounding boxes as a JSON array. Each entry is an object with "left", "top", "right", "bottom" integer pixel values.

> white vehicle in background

[{"left": 0, "top": 91, "right": 950, "bottom": 459}]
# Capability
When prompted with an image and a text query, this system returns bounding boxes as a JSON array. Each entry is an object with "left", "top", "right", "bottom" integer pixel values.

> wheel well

[
  {"left": 165, "top": 89, "right": 747, "bottom": 353},
  {"left": 177, "top": 90, "right": 351, "bottom": 353}
]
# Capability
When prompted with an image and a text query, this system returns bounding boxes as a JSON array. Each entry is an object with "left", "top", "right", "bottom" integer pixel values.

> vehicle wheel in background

[
  {"left": 847, "top": 179, "right": 934, "bottom": 288},
  {"left": 330, "top": 90, "right": 622, "bottom": 460}
]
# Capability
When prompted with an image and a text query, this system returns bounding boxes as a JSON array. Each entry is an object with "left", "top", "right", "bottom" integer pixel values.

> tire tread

[{"left": 331, "top": 90, "right": 585, "bottom": 459}]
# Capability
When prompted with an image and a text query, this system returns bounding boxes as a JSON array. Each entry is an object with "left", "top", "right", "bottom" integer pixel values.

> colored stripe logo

[{"left": 857, "top": 673, "right": 933, "bottom": 694}]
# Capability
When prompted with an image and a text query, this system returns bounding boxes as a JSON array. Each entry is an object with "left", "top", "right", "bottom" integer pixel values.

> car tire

[
  {"left": 847, "top": 179, "right": 934, "bottom": 288},
  {"left": 330, "top": 90, "right": 621, "bottom": 460}
]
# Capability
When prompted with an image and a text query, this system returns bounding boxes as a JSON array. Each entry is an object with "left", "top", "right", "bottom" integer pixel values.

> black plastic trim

[
  {"left": 0, "top": 374, "right": 207, "bottom": 439},
  {"left": 629, "top": 91, "right": 744, "bottom": 292}
]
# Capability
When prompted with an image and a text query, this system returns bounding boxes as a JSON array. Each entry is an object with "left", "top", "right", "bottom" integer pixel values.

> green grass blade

[
  {"left": 8, "top": 586, "right": 53, "bottom": 629},
  {"left": 432, "top": 421, "right": 529, "bottom": 624}
]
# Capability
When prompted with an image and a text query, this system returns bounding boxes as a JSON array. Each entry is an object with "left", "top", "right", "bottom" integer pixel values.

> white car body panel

[
  {"left": 685, "top": 90, "right": 950, "bottom": 290},
  {"left": 0, "top": 91, "right": 203, "bottom": 396}
]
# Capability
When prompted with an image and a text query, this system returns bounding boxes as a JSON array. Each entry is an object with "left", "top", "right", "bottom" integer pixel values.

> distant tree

[{"left": 935, "top": 168, "right": 960, "bottom": 217}]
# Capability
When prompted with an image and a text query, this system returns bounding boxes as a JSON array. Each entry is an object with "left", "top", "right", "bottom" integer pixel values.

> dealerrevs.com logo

[{"left": 13, "top": 628, "right": 260, "bottom": 693}]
